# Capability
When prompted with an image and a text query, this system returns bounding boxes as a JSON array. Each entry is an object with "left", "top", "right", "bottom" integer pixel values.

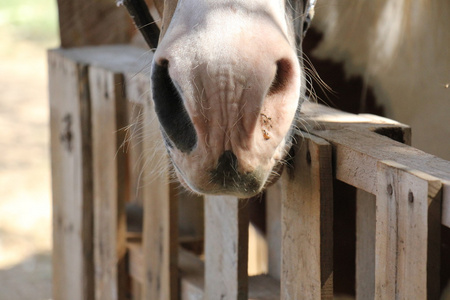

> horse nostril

[
  {"left": 268, "top": 59, "right": 293, "bottom": 96},
  {"left": 151, "top": 61, "right": 197, "bottom": 153}
]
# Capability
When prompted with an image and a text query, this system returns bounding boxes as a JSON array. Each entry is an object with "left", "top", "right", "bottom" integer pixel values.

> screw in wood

[
  {"left": 387, "top": 184, "right": 393, "bottom": 196},
  {"left": 306, "top": 150, "right": 311, "bottom": 165},
  {"left": 408, "top": 190, "right": 414, "bottom": 203}
]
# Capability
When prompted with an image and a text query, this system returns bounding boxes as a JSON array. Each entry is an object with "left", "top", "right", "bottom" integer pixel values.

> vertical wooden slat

[
  {"left": 90, "top": 67, "right": 128, "bottom": 300},
  {"left": 125, "top": 100, "right": 145, "bottom": 205},
  {"left": 355, "top": 189, "right": 376, "bottom": 299},
  {"left": 49, "top": 50, "right": 94, "bottom": 300},
  {"left": 123, "top": 70, "right": 152, "bottom": 207},
  {"left": 375, "top": 160, "right": 442, "bottom": 299},
  {"left": 281, "top": 133, "right": 333, "bottom": 300},
  {"left": 204, "top": 196, "right": 249, "bottom": 300},
  {"left": 141, "top": 102, "right": 178, "bottom": 300},
  {"left": 266, "top": 180, "right": 282, "bottom": 281}
]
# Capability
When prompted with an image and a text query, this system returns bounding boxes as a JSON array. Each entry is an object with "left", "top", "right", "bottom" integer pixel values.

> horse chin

[{"left": 168, "top": 142, "right": 290, "bottom": 198}]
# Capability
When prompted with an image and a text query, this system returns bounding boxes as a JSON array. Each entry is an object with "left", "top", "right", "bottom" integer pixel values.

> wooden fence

[{"left": 49, "top": 45, "right": 450, "bottom": 300}]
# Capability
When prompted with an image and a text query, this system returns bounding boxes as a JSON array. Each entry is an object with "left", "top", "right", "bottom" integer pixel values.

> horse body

[{"left": 151, "top": 0, "right": 309, "bottom": 197}]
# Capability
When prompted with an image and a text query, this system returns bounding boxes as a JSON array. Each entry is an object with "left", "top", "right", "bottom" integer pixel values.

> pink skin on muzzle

[{"left": 152, "top": 0, "right": 303, "bottom": 197}]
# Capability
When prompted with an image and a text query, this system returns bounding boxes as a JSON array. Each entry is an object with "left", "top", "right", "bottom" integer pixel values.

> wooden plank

[
  {"left": 375, "top": 160, "right": 442, "bottom": 299},
  {"left": 49, "top": 50, "right": 94, "bottom": 300},
  {"left": 308, "top": 127, "right": 450, "bottom": 228},
  {"left": 266, "top": 180, "right": 283, "bottom": 280},
  {"left": 141, "top": 102, "right": 178, "bottom": 300},
  {"left": 178, "top": 189, "right": 204, "bottom": 253},
  {"left": 281, "top": 133, "right": 333, "bottom": 299},
  {"left": 90, "top": 67, "right": 128, "bottom": 300},
  {"left": 248, "top": 275, "right": 280, "bottom": 300},
  {"left": 124, "top": 101, "right": 145, "bottom": 205},
  {"left": 123, "top": 67, "right": 152, "bottom": 207},
  {"left": 179, "top": 247, "right": 280, "bottom": 300},
  {"left": 56, "top": 0, "right": 133, "bottom": 47},
  {"left": 49, "top": 46, "right": 151, "bottom": 75},
  {"left": 130, "top": 243, "right": 281, "bottom": 299},
  {"left": 265, "top": 180, "right": 282, "bottom": 281},
  {"left": 204, "top": 196, "right": 249, "bottom": 300},
  {"left": 303, "top": 102, "right": 449, "bottom": 228},
  {"left": 179, "top": 248, "right": 204, "bottom": 300},
  {"left": 355, "top": 189, "right": 376, "bottom": 300},
  {"left": 355, "top": 124, "right": 409, "bottom": 300},
  {"left": 128, "top": 242, "right": 145, "bottom": 283}
]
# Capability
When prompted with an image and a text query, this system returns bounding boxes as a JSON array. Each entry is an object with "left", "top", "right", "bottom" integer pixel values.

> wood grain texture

[
  {"left": 57, "top": 0, "right": 133, "bottom": 47},
  {"left": 204, "top": 196, "right": 249, "bottom": 300},
  {"left": 281, "top": 133, "right": 333, "bottom": 300},
  {"left": 266, "top": 181, "right": 282, "bottom": 281},
  {"left": 308, "top": 126, "right": 450, "bottom": 228},
  {"left": 49, "top": 50, "right": 94, "bottom": 300},
  {"left": 355, "top": 190, "right": 376, "bottom": 300},
  {"left": 90, "top": 67, "right": 128, "bottom": 300},
  {"left": 141, "top": 101, "right": 178, "bottom": 300},
  {"left": 375, "top": 160, "right": 442, "bottom": 299}
]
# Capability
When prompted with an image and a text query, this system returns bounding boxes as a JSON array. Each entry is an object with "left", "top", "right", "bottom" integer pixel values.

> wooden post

[
  {"left": 56, "top": 0, "right": 133, "bottom": 48},
  {"left": 204, "top": 196, "right": 249, "bottom": 300},
  {"left": 141, "top": 103, "right": 178, "bottom": 300},
  {"left": 375, "top": 160, "right": 442, "bottom": 299},
  {"left": 266, "top": 180, "right": 282, "bottom": 281},
  {"left": 281, "top": 133, "right": 333, "bottom": 299},
  {"left": 49, "top": 50, "right": 95, "bottom": 300},
  {"left": 355, "top": 190, "right": 376, "bottom": 299},
  {"left": 90, "top": 67, "right": 128, "bottom": 300}
]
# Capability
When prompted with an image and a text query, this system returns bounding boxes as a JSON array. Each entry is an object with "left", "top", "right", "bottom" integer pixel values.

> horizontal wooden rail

[{"left": 49, "top": 45, "right": 450, "bottom": 300}]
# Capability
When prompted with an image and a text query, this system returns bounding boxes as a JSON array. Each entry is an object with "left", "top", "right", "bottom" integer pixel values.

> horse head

[{"left": 148, "top": 0, "right": 314, "bottom": 197}]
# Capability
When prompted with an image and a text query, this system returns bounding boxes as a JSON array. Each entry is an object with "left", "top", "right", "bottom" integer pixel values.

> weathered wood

[
  {"left": 307, "top": 126, "right": 450, "bottom": 228},
  {"left": 49, "top": 50, "right": 94, "bottom": 300},
  {"left": 204, "top": 196, "right": 249, "bottom": 300},
  {"left": 123, "top": 68, "right": 152, "bottom": 207},
  {"left": 179, "top": 248, "right": 204, "bottom": 300},
  {"left": 355, "top": 189, "right": 376, "bottom": 300},
  {"left": 375, "top": 160, "right": 442, "bottom": 299},
  {"left": 303, "top": 102, "right": 449, "bottom": 228},
  {"left": 57, "top": 0, "right": 134, "bottom": 47},
  {"left": 128, "top": 244, "right": 281, "bottom": 299},
  {"left": 177, "top": 190, "right": 204, "bottom": 249},
  {"left": 281, "top": 133, "right": 333, "bottom": 299},
  {"left": 90, "top": 67, "right": 128, "bottom": 300},
  {"left": 141, "top": 102, "right": 178, "bottom": 300},
  {"left": 265, "top": 180, "right": 282, "bottom": 281},
  {"left": 355, "top": 122, "right": 409, "bottom": 300},
  {"left": 125, "top": 101, "right": 145, "bottom": 205},
  {"left": 118, "top": 0, "right": 160, "bottom": 49}
]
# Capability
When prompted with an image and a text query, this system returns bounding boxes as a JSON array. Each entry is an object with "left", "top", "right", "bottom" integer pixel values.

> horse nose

[{"left": 211, "top": 150, "right": 263, "bottom": 196}]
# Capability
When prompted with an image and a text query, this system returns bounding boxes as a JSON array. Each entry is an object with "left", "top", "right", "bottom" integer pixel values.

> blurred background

[
  {"left": 0, "top": 0, "right": 58, "bottom": 298},
  {"left": 0, "top": 0, "right": 448, "bottom": 299}
]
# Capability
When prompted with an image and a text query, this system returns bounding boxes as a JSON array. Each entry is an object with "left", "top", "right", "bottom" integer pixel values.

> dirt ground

[{"left": 0, "top": 27, "right": 53, "bottom": 299}]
